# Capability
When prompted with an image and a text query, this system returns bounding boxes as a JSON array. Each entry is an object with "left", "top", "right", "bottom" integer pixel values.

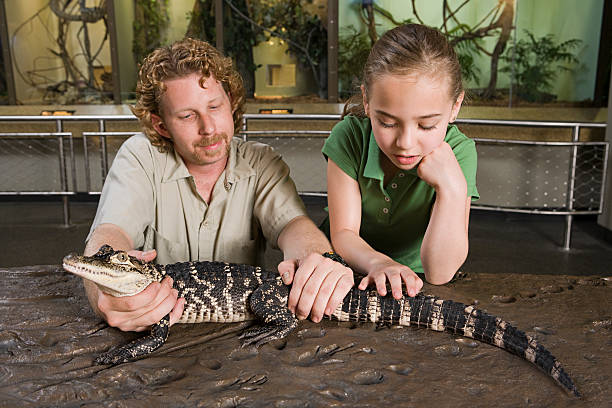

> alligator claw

[{"left": 240, "top": 326, "right": 293, "bottom": 347}]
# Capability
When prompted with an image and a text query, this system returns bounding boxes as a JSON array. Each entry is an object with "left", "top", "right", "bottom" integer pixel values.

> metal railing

[
  {"left": 0, "top": 131, "right": 74, "bottom": 225},
  {"left": 0, "top": 113, "right": 608, "bottom": 249}
]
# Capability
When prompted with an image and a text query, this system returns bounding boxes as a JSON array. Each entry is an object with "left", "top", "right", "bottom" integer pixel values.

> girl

[{"left": 322, "top": 24, "right": 478, "bottom": 303}]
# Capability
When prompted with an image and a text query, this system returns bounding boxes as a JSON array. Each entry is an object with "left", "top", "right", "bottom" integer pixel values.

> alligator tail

[{"left": 329, "top": 289, "right": 580, "bottom": 397}]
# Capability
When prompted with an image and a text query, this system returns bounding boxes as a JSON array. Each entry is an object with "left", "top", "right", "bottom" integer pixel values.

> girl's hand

[
  {"left": 417, "top": 142, "right": 466, "bottom": 195},
  {"left": 357, "top": 259, "right": 423, "bottom": 298}
]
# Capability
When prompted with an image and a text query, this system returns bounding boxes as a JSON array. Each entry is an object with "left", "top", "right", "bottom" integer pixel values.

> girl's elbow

[
  {"left": 424, "top": 257, "right": 468, "bottom": 285},
  {"left": 426, "top": 274, "right": 454, "bottom": 286}
]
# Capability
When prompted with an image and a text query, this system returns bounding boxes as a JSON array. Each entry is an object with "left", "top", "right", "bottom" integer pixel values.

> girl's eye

[
  {"left": 377, "top": 119, "right": 397, "bottom": 128},
  {"left": 209, "top": 105, "right": 218, "bottom": 110},
  {"left": 419, "top": 124, "right": 436, "bottom": 131},
  {"left": 180, "top": 114, "right": 192, "bottom": 120}
]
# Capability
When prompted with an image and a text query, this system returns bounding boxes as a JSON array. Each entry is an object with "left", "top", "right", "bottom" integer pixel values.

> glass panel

[
  {"left": 5, "top": 0, "right": 112, "bottom": 104},
  {"left": 0, "top": 29, "right": 8, "bottom": 105},
  {"left": 338, "top": 0, "right": 605, "bottom": 108}
]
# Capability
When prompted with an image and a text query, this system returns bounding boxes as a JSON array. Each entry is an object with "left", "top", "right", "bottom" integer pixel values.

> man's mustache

[{"left": 195, "top": 133, "right": 228, "bottom": 147}]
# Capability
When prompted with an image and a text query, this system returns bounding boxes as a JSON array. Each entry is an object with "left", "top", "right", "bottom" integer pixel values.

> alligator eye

[{"left": 116, "top": 252, "right": 128, "bottom": 262}]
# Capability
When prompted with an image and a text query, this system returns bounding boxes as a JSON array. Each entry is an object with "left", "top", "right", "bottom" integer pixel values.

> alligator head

[{"left": 62, "top": 245, "right": 163, "bottom": 297}]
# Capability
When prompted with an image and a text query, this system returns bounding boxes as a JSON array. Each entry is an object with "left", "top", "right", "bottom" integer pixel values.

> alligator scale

[{"left": 62, "top": 245, "right": 580, "bottom": 397}]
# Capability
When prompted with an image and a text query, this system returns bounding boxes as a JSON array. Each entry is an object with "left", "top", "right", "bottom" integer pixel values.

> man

[{"left": 83, "top": 38, "right": 353, "bottom": 332}]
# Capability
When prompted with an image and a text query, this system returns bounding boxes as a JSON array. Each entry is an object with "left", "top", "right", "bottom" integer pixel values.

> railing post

[
  {"left": 99, "top": 120, "right": 109, "bottom": 183},
  {"left": 57, "top": 133, "right": 71, "bottom": 227},
  {"left": 563, "top": 125, "right": 580, "bottom": 250},
  {"left": 83, "top": 133, "right": 91, "bottom": 192},
  {"left": 241, "top": 116, "right": 248, "bottom": 142}
]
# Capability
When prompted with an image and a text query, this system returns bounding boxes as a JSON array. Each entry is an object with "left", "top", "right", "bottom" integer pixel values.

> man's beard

[{"left": 193, "top": 132, "right": 231, "bottom": 161}]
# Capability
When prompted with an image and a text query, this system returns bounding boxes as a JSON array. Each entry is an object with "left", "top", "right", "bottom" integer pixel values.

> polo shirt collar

[
  {"left": 363, "top": 130, "right": 384, "bottom": 181},
  {"left": 161, "top": 138, "right": 256, "bottom": 184}
]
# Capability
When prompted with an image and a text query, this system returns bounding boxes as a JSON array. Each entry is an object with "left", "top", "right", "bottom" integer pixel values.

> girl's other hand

[
  {"left": 417, "top": 142, "right": 466, "bottom": 194},
  {"left": 357, "top": 259, "right": 423, "bottom": 298}
]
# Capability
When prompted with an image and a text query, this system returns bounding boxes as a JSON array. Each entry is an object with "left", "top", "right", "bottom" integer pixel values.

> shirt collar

[
  {"left": 162, "top": 147, "right": 191, "bottom": 182},
  {"left": 161, "top": 138, "right": 256, "bottom": 184},
  {"left": 363, "top": 130, "right": 384, "bottom": 180},
  {"left": 225, "top": 138, "right": 256, "bottom": 185}
]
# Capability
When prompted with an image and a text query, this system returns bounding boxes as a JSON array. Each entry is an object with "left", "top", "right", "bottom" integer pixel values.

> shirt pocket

[{"left": 143, "top": 225, "right": 189, "bottom": 264}]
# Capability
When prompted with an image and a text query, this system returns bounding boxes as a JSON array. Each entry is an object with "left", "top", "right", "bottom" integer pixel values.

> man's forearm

[
  {"left": 84, "top": 223, "right": 134, "bottom": 255},
  {"left": 277, "top": 216, "right": 332, "bottom": 261}
]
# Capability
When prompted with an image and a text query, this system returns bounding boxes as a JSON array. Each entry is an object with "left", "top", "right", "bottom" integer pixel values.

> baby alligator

[{"left": 62, "top": 245, "right": 580, "bottom": 397}]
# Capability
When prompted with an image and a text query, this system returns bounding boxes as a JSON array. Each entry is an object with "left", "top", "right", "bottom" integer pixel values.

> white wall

[{"left": 114, "top": 0, "right": 136, "bottom": 99}]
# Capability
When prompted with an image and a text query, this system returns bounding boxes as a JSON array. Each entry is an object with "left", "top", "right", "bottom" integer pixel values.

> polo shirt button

[
  {"left": 391, "top": 183, "right": 398, "bottom": 189},
  {"left": 399, "top": 172, "right": 405, "bottom": 178},
  {"left": 384, "top": 196, "right": 390, "bottom": 202},
  {"left": 383, "top": 208, "right": 389, "bottom": 214}
]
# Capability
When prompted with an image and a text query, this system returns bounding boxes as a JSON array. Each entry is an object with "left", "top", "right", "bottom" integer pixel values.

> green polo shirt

[
  {"left": 87, "top": 133, "right": 307, "bottom": 266},
  {"left": 321, "top": 115, "right": 478, "bottom": 274}
]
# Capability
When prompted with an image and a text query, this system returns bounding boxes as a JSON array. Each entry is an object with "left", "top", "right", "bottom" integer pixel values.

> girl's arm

[
  {"left": 420, "top": 195, "right": 471, "bottom": 284},
  {"left": 327, "top": 160, "right": 423, "bottom": 298},
  {"left": 418, "top": 142, "right": 470, "bottom": 284}
]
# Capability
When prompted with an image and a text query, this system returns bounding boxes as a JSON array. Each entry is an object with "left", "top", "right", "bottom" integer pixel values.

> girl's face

[{"left": 363, "top": 73, "right": 463, "bottom": 171}]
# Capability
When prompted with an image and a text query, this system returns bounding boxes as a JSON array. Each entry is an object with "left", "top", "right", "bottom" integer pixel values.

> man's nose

[{"left": 198, "top": 114, "right": 215, "bottom": 135}]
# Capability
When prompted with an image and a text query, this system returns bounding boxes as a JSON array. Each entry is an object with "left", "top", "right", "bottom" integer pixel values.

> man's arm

[
  {"left": 277, "top": 215, "right": 354, "bottom": 323},
  {"left": 84, "top": 223, "right": 184, "bottom": 332}
]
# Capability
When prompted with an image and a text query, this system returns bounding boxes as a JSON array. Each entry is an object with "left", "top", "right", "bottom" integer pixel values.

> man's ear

[
  {"left": 151, "top": 114, "right": 170, "bottom": 139},
  {"left": 450, "top": 91, "right": 464, "bottom": 123},
  {"left": 227, "top": 91, "right": 237, "bottom": 115},
  {"left": 361, "top": 84, "right": 370, "bottom": 117}
]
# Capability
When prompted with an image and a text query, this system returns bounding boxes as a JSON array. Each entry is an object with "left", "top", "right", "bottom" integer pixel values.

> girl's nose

[{"left": 396, "top": 126, "right": 414, "bottom": 149}]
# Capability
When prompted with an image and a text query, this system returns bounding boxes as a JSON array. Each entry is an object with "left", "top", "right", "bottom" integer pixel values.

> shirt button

[
  {"left": 391, "top": 183, "right": 398, "bottom": 189},
  {"left": 398, "top": 172, "right": 405, "bottom": 178},
  {"left": 384, "top": 196, "right": 390, "bottom": 202},
  {"left": 382, "top": 208, "right": 389, "bottom": 214}
]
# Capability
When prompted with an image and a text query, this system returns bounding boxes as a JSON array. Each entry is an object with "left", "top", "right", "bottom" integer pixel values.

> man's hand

[
  {"left": 279, "top": 253, "right": 354, "bottom": 323},
  {"left": 358, "top": 258, "right": 423, "bottom": 299},
  {"left": 93, "top": 249, "right": 185, "bottom": 332}
]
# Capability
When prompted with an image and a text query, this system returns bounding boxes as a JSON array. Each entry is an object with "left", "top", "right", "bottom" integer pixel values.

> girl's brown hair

[
  {"left": 343, "top": 24, "right": 463, "bottom": 118},
  {"left": 131, "top": 38, "right": 245, "bottom": 152}
]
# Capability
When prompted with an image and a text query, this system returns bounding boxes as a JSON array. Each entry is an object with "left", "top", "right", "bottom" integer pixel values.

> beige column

[{"left": 597, "top": 68, "right": 612, "bottom": 232}]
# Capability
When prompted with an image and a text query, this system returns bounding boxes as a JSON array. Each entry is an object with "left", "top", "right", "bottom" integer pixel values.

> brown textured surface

[{"left": 1, "top": 265, "right": 610, "bottom": 407}]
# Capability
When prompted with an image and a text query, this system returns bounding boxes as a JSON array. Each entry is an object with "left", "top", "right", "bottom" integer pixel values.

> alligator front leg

[
  {"left": 95, "top": 314, "right": 171, "bottom": 365},
  {"left": 240, "top": 281, "right": 298, "bottom": 347}
]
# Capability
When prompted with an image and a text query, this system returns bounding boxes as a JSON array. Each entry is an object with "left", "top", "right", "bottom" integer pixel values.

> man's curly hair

[{"left": 131, "top": 38, "right": 245, "bottom": 152}]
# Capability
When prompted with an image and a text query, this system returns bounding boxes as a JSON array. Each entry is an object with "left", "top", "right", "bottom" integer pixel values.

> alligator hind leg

[
  {"left": 95, "top": 314, "right": 171, "bottom": 365},
  {"left": 240, "top": 281, "right": 298, "bottom": 347}
]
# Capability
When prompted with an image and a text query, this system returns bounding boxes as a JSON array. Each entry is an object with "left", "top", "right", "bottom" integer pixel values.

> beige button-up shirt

[{"left": 87, "top": 133, "right": 307, "bottom": 266}]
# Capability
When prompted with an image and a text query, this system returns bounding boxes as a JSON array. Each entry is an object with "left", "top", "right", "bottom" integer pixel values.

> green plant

[
  {"left": 249, "top": 0, "right": 327, "bottom": 97},
  {"left": 186, "top": 0, "right": 259, "bottom": 97},
  {"left": 133, "top": 0, "right": 170, "bottom": 66},
  {"left": 338, "top": 25, "right": 371, "bottom": 97},
  {"left": 501, "top": 30, "right": 582, "bottom": 102},
  {"left": 448, "top": 25, "right": 483, "bottom": 87}
]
